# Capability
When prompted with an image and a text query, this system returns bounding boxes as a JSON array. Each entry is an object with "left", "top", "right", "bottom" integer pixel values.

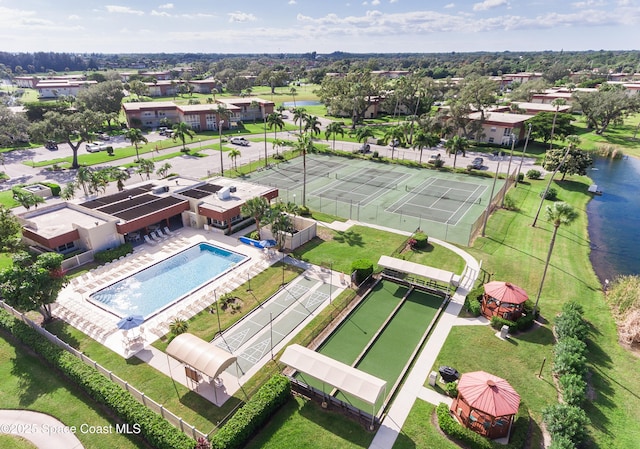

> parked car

[
  {"left": 44, "top": 140, "right": 58, "bottom": 150},
  {"left": 428, "top": 153, "right": 441, "bottom": 163},
  {"left": 86, "top": 142, "right": 114, "bottom": 153},
  {"left": 96, "top": 132, "right": 110, "bottom": 141},
  {"left": 470, "top": 157, "right": 484, "bottom": 169},
  {"left": 158, "top": 127, "right": 173, "bottom": 137},
  {"left": 358, "top": 143, "right": 371, "bottom": 153},
  {"left": 230, "top": 137, "right": 250, "bottom": 146}
]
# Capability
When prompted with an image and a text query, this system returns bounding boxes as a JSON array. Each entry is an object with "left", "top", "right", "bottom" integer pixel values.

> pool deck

[{"left": 54, "top": 225, "right": 347, "bottom": 407}]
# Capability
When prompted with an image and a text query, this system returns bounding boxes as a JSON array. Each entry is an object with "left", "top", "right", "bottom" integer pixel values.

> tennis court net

[
  {"left": 338, "top": 174, "right": 398, "bottom": 190},
  {"left": 406, "top": 185, "right": 483, "bottom": 204}
]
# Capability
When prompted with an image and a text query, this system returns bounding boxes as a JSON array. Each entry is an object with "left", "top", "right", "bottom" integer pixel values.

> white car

[
  {"left": 86, "top": 142, "right": 113, "bottom": 153},
  {"left": 230, "top": 137, "right": 250, "bottom": 146}
]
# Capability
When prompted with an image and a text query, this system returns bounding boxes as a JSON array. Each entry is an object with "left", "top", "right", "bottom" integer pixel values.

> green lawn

[
  {"left": 0, "top": 435, "right": 38, "bottom": 449},
  {"left": 0, "top": 334, "right": 146, "bottom": 449},
  {"left": 398, "top": 243, "right": 466, "bottom": 275},
  {"left": 292, "top": 225, "right": 408, "bottom": 274},
  {"left": 0, "top": 190, "right": 19, "bottom": 208},
  {"left": 0, "top": 253, "right": 13, "bottom": 269},
  {"left": 244, "top": 395, "right": 374, "bottom": 449},
  {"left": 391, "top": 400, "right": 459, "bottom": 449},
  {"left": 430, "top": 176, "right": 640, "bottom": 449}
]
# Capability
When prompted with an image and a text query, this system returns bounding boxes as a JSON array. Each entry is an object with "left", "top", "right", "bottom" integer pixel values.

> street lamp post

[
  {"left": 501, "top": 134, "right": 516, "bottom": 207},
  {"left": 219, "top": 120, "right": 225, "bottom": 176},
  {"left": 516, "top": 123, "right": 533, "bottom": 185}
]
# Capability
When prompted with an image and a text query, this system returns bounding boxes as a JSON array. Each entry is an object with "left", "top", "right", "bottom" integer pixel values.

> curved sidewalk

[
  {"left": 0, "top": 410, "right": 84, "bottom": 449},
  {"left": 319, "top": 219, "right": 480, "bottom": 449}
]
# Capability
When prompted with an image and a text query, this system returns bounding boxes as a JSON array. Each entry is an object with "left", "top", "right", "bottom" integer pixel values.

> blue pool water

[{"left": 89, "top": 243, "right": 247, "bottom": 319}]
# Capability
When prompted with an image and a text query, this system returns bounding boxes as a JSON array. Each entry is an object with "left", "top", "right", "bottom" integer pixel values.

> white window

[
  {"left": 503, "top": 128, "right": 512, "bottom": 136},
  {"left": 488, "top": 137, "right": 495, "bottom": 143},
  {"left": 490, "top": 127, "right": 497, "bottom": 132}
]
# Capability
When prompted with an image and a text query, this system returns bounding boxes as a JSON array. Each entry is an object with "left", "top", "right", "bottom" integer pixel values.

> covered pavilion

[
  {"left": 166, "top": 333, "right": 238, "bottom": 402},
  {"left": 280, "top": 344, "right": 387, "bottom": 427},
  {"left": 451, "top": 371, "right": 521, "bottom": 440},
  {"left": 481, "top": 281, "right": 528, "bottom": 321},
  {"left": 377, "top": 255, "right": 457, "bottom": 296}
]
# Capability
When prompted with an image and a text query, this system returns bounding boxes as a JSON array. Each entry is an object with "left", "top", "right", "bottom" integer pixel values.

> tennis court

[{"left": 246, "top": 153, "right": 505, "bottom": 245}]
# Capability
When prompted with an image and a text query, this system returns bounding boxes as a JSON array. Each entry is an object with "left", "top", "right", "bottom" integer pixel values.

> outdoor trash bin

[{"left": 439, "top": 366, "right": 460, "bottom": 383}]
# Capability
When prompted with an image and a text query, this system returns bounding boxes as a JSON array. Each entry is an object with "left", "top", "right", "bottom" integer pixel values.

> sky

[{"left": 0, "top": 0, "right": 638, "bottom": 54}]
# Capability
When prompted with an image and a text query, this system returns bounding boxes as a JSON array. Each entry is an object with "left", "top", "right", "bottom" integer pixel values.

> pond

[{"left": 282, "top": 100, "right": 322, "bottom": 107}]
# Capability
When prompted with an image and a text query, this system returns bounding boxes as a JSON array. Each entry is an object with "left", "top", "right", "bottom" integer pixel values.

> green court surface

[
  {"left": 246, "top": 153, "right": 504, "bottom": 245},
  {"left": 297, "top": 281, "right": 445, "bottom": 413}
]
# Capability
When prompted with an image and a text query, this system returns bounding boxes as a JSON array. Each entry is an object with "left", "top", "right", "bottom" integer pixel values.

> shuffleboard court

[{"left": 387, "top": 177, "right": 487, "bottom": 225}]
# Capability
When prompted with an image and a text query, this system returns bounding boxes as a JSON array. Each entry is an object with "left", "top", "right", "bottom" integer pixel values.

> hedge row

[
  {"left": 436, "top": 403, "right": 530, "bottom": 449},
  {"left": 0, "top": 309, "right": 196, "bottom": 449},
  {"left": 94, "top": 243, "right": 133, "bottom": 264},
  {"left": 211, "top": 374, "right": 290, "bottom": 449},
  {"left": 351, "top": 259, "right": 374, "bottom": 285},
  {"left": 544, "top": 301, "right": 591, "bottom": 448}
]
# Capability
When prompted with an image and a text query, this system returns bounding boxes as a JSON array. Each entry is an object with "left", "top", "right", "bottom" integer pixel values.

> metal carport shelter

[
  {"left": 280, "top": 344, "right": 387, "bottom": 426},
  {"left": 166, "top": 333, "right": 238, "bottom": 402}
]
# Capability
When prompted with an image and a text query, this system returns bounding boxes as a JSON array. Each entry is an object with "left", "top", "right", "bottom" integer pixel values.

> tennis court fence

[{"left": 468, "top": 172, "right": 517, "bottom": 243}]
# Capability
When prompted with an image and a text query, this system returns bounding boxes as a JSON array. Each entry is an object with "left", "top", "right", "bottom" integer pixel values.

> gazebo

[
  {"left": 481, "top": 281, "right": 528, "bottom": 321},
  {"left": 451, "top": 371, "right": 521, "bottom": 440}
]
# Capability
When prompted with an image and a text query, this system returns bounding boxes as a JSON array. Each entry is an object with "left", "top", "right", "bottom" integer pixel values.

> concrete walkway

[
  {"left": 318, "top": 219, "right": 482, "bottom": 449},
  {"left": 0, "top": 410, "right": 84, "bottom": 449}
]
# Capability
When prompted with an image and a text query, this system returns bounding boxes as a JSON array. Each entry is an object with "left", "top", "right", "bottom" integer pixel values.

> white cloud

[
  {"left": 228, "top": 11, "right": 257, "bottom": 23},
  {"left": 288, "top": 0, "right": 297, "bottom": 4},
  {"left": 372, "top": 0, "right": 381, "bottom": 5},
  {"left": 444, "top": 2, "right": 455, "bottom": 8},
  {"left": 68, "top": 14, "right": 81, "bottom": 20},
  {"left": 158, "top": 3, "right": 174, "bottom": 9},
  {"left": 105, "top": 5, "right": 144, "bottom": 15},
  {"left": 473, "top": 0, "right": 508, "bottom": 11},
  {"left": 390, "top": 0, "right": 399, "bottom": 3},
  {"left": 151, "top": 10, "right": 171, "bottom": 17},
  {"left": 572, "top": 0, "right": 606, "bottom": 7}
]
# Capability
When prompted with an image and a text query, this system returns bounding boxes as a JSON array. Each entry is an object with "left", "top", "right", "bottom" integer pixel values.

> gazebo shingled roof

[{"left": 457, "top": 371, "right": 521, "bottom": 417}]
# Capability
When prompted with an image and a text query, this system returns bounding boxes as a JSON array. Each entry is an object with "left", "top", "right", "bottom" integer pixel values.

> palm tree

[
  {"left": 228, "top": 147, "right": 241, "bottom": 171},
  {"left": 12, "top": 188, "right": 44, "bottom": 210},
  {"left": 533, "top": 135, "right": 580, "bottom": 226},
  {"left": 548, "top": 98, "right": 567, "bottom": 153},
  {"left": 325, "top": 122, "right": 345, "bottom": 150},
  {"left": 292, "top": 107, "right": 307, "bottom": 135},
  {"left": 156, "top": 162, "right": 172, "bottom": 178},
  {"left": 304, "top": 115, "right": 322, "bottom": 136},
  {"left": 170, "top": 122, "right": 194, "bottom": 153},
  {"left": 211, "top": 87, "right": 218, "bottom": 101},
  {"left": 289, "top": 87, "right": 297, "bottom": 107},
  {"left": 241, "top": 196, "right": 270, "bottom": 238},
  {"left": 412, "top": 131, "right": 440, "bottom": 164},
  {"left": 533, "top": 202, "right": 579, "bottom": 315},
  {"left": 445, "top": 135, "right": 469, "bottom": 169},
  {"left": 137, "top": 158, "right": 155, "bottom": 180},
  {"left": 294, "top": 133, "right": 315, "bottom": 208},
  {"left": 383, "top": 126, "right": 404, "bottom": 160},
  {"left": 124, "top": 128, "right": 148, "bottom": 161},
  {"left": 353, "top": 126, "right": 375, "bottom": 146},
  {"left": 76, "top": 166, "right": 92, "bottom": 196},
  {"left": 267, "top": 112, "right": 285, "bottom": 141},
  {"left": 110, "top": 167, "right": 130, "bottom": 191}
]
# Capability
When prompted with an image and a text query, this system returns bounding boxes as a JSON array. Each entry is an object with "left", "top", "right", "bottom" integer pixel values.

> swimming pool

[{"left": 89, "top": 243, "right": 247, "bottom": 319}]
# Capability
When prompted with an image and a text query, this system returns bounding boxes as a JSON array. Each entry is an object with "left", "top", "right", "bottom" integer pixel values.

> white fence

[{"left": 0, "top": 301, "right": 208, "bottom": 441}]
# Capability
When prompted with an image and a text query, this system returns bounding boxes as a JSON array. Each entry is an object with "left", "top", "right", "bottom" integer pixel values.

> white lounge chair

[
  {"left": 163, "top": 226, "right": 174, "bottom": 236},
  {"left": 144, "top": 235, "right": 157, "bottom": 245}
]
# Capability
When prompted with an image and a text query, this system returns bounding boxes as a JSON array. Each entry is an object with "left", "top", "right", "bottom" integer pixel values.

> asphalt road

[{"left": 0, "top": 129, "right": 542, "bottom": 196}]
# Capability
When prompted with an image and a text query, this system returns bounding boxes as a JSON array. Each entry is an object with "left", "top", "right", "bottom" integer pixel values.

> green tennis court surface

[
  {"left": 246, "top": 154, "right": 504, "bottom": 245},
  {"left": 296, "top": 281, "right": 444, "bottom": 413}
]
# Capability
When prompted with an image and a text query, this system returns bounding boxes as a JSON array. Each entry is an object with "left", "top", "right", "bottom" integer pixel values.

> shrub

[
  {"left": 298, "top": 205, "right": 311, "bottom": 216},
  {"left": 0, "top": 310, "right": 195, "bottom": 449},
  {"left": 559, "top": 374, "right": 587, "bottom": 407},
  {"left": 561, "top": 301, "right": 584, "bottom": 316},
  {"left": 445, "top": 381, "right": 458, "bottom": 397},
  {"left": 515, "top": 312, "right": 536, "bottom": 331},
  {"left": 351, "top": 259, "right": 374, "bottom": 284},
  {"left": 549, "top": 435, "right": 577, "bottom": 449},
  {"left": 211, "top": 375, "right": 290, "bottom": 449},
  {"left": 433, "top": 159, "right": 445, "bottom": 168},
  {"left": 465, "top": 296, "right": 482, "bottom": 317},
  {"left": 503, "top": 194, "right": 518, "bottom": 211},
  {"left": 526, "top": 169, "right": 542, "bottom": 179},
  {"left": 517, "top": 173, "right": 525, "bottom": 182},
  {"left": 94, "top": 243, "right": 133, "bottom": 264},
  {"left": 490, "top": 316, "right": 517, "bottom": 333},
  {"left": 553, "top": 337, "right": 587, "bottom": 376},
  {"left": 372, "top": 150, "right": 379, "bottom": 158},
  {"left": 555, "top": 310, "right": 588, "bottom": 341},
  {"left": 436, "top": 403, "right": 492, "bottom": 449},
  {"left": 40, "top": 182, "right": 61, "bottom": 196},
  {"left": 540, "top": 187, "right": 558, "bottom": 200},
  {"left": 542, "top": 403, "right": 590, "bottom": 446},
  {"left": 412, "top": 231, "right": 429, "bottom": 249}
]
